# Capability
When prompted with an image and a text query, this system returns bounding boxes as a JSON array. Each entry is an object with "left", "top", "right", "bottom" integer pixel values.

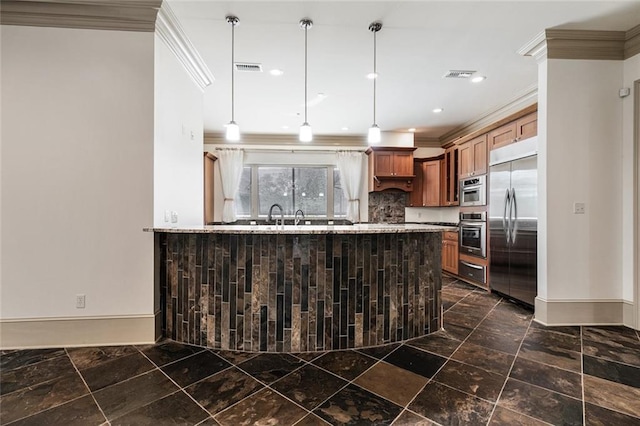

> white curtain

[
  {"left": 216, "top": 149, "right": 244, "bottom": 223},
  {"left": 336, "top": 151, "right": 365, "bottom": 223}
]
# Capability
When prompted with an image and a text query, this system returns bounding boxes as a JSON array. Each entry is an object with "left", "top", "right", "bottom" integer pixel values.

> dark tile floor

[{"left": 2, "top": 277, "right": 640, "bottom": 425}]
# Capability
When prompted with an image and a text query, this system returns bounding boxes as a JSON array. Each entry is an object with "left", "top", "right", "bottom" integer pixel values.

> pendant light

[
  {"left": 299, "top": 19, "right": 313, "bottom": 142},
  {"left": 368, "top": 21, "right": 382, "bottom": 144},
  {"left": 226, "top": 15, "right": 240, "bottom": 142}
]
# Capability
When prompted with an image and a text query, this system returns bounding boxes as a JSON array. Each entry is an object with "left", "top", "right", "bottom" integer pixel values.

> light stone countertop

[{"left": 144, "top": 223, "right": 457, "bottom": 234}]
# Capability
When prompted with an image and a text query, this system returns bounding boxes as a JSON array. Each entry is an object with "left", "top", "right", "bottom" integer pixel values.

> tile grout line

[
  {"left": 347, "top": 290, "right": 509, "bottom": 425},
  {"left": 228, "top": 346, "right": 405, "bottom": 425},
  {"left": 401, "top": 285, "right": 505, "bottom": 424},
  {"left": 137, "top": 348, "right": 226, "bottom": 424},
  {"left": 484, "top": 309, "right": 534, "bottom": 425},
  {"left": 64, "top": 348, "right": 110, "bottom": 425},
  {"left": 581, "top": 326, "right": 586, "bottom": 426},
  {"left": 213, "top": 355, "right": 315, "bottom": 423}
]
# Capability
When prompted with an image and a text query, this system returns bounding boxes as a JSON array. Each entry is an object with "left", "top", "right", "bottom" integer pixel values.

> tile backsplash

[{"left": 368, "top": 191, "right": 407, "bottom": 223}]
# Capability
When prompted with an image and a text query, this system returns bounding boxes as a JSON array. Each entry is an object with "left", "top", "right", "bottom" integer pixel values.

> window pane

[
  {"left": 236, "top": 167, "right": 251, "bottom": 217},
  {"left": 333, "top": 168, "right": 347, "bottom": 218},
  {"left": 294, "top": 167, "right": 327, "bottom": 217},
  {"left": 258, "top": 167, "right": 293, "bottom": 216}
]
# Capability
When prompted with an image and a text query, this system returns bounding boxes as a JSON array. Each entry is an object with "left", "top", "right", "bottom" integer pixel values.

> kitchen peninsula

[{"left": 147, "top": 223, "right": 452, "bottom": 352}]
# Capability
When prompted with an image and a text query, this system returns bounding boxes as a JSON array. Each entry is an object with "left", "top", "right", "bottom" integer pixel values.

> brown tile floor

[{"left": 2, "top": 277, "right": 640, "bottom": 425}]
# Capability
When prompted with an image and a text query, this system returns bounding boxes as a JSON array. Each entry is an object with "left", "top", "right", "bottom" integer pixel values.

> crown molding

[
  {"left": 439, "top": 84, "right": 538, "bottom": 146},
  {"left": 0, "top": 0, "right": 162, "bottom": 32},
  {"left": 545, "top": 29, "right": 626, "bottom": 60},
  {"left": 625, "top": 24, "right": 640, "bottom": 59},
  {"left": 204, "top": 132, "right": 368, "bottom": 147},
  {"left": 413, "top": 136, "right": 441, "bottom": 148},
  {"left": 517, "top": 31, "right": 548, "bottom": 63},
  {"left": 155, "top": 2, "right": 214, "bottom": 90},
  {"left": 519, "top": 28, "right": 640, "bottom": 62}
]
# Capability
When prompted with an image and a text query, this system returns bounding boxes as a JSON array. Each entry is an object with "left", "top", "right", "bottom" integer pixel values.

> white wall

[
  {"left": 543, "top": 59, "right": 623, "bottom": 301},
  {"left": 154, "top": 35, "right": 204, "bottom": 227},
  {"left": 621, "top": 54, "right": 640, "bottom": 304},
  {"left": 405, "top": 207, "right": 459, "bottom": 223},
  {"left": 1, "top": 26, "right": 154, "bottom": 328}
]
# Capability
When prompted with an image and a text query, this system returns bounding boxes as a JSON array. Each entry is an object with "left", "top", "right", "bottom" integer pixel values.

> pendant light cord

[
  {"left": 373, "top": 27, "right": 377, "bottom": 125},
  {"left": 304, "top": 22, "right": 308, "bottom": 124},
  {"left": 231, "top": 20, "right": 235, "bottom": 122}
]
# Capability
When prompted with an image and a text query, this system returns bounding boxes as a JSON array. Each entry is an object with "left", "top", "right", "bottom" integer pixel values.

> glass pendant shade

[
  {"left": 367, "top": 124, "right": 381, "bottom": 144},
  {"left": 299, "top": 122, "right": 313, "bottom": 142},
  {"left": 226, "top": 121, "right": 240, "bottom": 141}
]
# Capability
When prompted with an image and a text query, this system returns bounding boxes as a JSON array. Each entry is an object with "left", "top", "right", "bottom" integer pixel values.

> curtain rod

[{"left": 237, "top": 148, "right": 366, "bottom": 154}]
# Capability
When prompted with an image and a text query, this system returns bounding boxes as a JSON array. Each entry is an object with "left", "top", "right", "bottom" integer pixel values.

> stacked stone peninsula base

[{"left": 151, "top": 224, "right": 449, "bottom": 352}]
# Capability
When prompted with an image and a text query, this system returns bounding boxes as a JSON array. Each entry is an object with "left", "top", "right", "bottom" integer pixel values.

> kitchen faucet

[
  {"left": 294, "top": 209, "right": 305, "bottom": 226},
  {"left": 267, "top": 203, "right": 284, "bottom": 227}
]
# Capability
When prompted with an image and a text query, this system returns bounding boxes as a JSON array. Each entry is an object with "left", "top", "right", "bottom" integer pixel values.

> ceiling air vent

[
  {"left": 235, "top": 62, "right": 263, "bottom": 72},
  {"left": 443, "top": 70, "right": 476, "bottom": 79}
]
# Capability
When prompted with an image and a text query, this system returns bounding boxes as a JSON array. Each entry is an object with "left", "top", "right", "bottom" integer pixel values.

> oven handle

[
  {"left": 503, "top": 189, "right": 510, "bottom": 244},
  {"left": 460, "top": 260, "right": 484, "bottom": 270}
]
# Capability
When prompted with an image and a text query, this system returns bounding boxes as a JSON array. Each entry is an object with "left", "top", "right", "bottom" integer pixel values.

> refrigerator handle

[
  {"left": 503, "top": 189, "right": 511, "bottom": 244},
  {"left": 511, "top": 188, "right": 518, "bottom": 244}
]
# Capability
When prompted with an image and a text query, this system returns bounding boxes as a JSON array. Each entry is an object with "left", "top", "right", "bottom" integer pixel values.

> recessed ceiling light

[
  {"left": 341, "top": 127, "right": 349, "bottom": 131},
  {"left": 433, "top": 108, "right": 444, "bottom": 113},
  {"left": 408, "top": 128, "right": 416, "bottom": 132},
  {"left": 270, "top": 69, "right": 284, "bottom": 76},
  {"left": 471, "top": 76, "right": 486, "bottom": 83},
  {"left": 366, "top": 72, "right": 378, "bottom": 79},
  {"left": 282, "top": 125, "right": 289, "bottom": 129}
]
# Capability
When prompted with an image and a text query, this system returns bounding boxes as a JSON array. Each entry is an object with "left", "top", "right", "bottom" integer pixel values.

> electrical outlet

[
  {"left": 171, "top": 211, "right": 178, "bottom": 223},
  {"left": 573, "top": 202, "right": 585, "bottom": 214},
  {"left": 164, "top": 210, "right": 170, "bottom": 222},
  {"left": 76, "top": 294, "right": 86, "bottom": 309}
]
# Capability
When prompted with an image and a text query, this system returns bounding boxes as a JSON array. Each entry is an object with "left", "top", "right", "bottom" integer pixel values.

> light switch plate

[{"left": 573, "top": 202, "right": 585, "bottom": 214}]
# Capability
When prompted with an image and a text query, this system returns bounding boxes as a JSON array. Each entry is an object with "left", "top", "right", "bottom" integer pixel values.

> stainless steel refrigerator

[{"left": 489, "top": 137, "right": 537, "bottom": 306}]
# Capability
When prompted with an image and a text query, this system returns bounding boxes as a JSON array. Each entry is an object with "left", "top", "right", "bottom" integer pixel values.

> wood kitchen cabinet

[
  {"left": 408, "top": 158, "right": 441, "bottom": 207},
  {"left": 441, "top": 145, "right": 459, "bottom": 206},
  {"left": 367, "top": 147, "right": 416, "bottom": 192},
  {"left": 204, "top": 152, "right": 217, "bottom": 224},
  {"left": 408, "top": 160, "right": 424, "bottom": 207},
  {"left": 458, "top": 134, "right": 487, "bottom": 178},
  {"left": 488, "top": 112, "right": 537, "bottom": 151},
  {"left": 442, "top": 231, "right": 459, "bottom": 275},
  {"left": 423, "top": 160, "right": 441, "bottom": 206}
]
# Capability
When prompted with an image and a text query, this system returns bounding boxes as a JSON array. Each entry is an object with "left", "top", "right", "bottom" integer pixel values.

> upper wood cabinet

[
  {"left": 488, "top": 112, "right": 537, "bottom": 150},
  {"left": 516, "top": 112, "right": 538, "bottom": 141},
  {"left": 441, "top": 145, "right": 459, "bottom": 206},
  {"left": 408, "top": 158, "right": 442, "bottom": 207},
  {"left": 366, "top": 146, "right": 416, "bottom": 192},
  {"left": 458, "top": 134, "right": 487, "bottom": 178},
  {"left": 371, "top": 149, "right": 414, "bottom": 176},
  {"left": 423, "top": 160, "right": 441, "bottom": 206},
  {"left": 408, "top": 160, "right": 424, "bottom": 207}
]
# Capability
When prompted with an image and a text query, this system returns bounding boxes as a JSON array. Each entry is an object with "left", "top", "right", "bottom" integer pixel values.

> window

[
  {"left": 236, "top": 165, "right": 346, "bottom": 218},
  {"left": 236, "top": 167, "right": 252, "bottom": 217}
]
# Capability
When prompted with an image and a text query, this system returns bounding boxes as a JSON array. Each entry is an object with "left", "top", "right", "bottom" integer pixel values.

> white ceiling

[{"left": 168, "top": 1, "right": 640, "bottom": 140}]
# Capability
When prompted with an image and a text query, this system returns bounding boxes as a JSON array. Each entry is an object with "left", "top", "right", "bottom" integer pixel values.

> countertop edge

[{"left": 143, "top": 224, "right": 457, "bottom": 234}]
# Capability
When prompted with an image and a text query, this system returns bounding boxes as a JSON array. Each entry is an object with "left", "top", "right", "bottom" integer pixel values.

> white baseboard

[
  {"left": 622, "top": 300, "right": 638, "bottom": 329},
  {"left": 534, "top": 297, "right": 635, "bottom": 326},
  {"left": 0, "top": 314, "right": 158, "bottom": 350}
]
